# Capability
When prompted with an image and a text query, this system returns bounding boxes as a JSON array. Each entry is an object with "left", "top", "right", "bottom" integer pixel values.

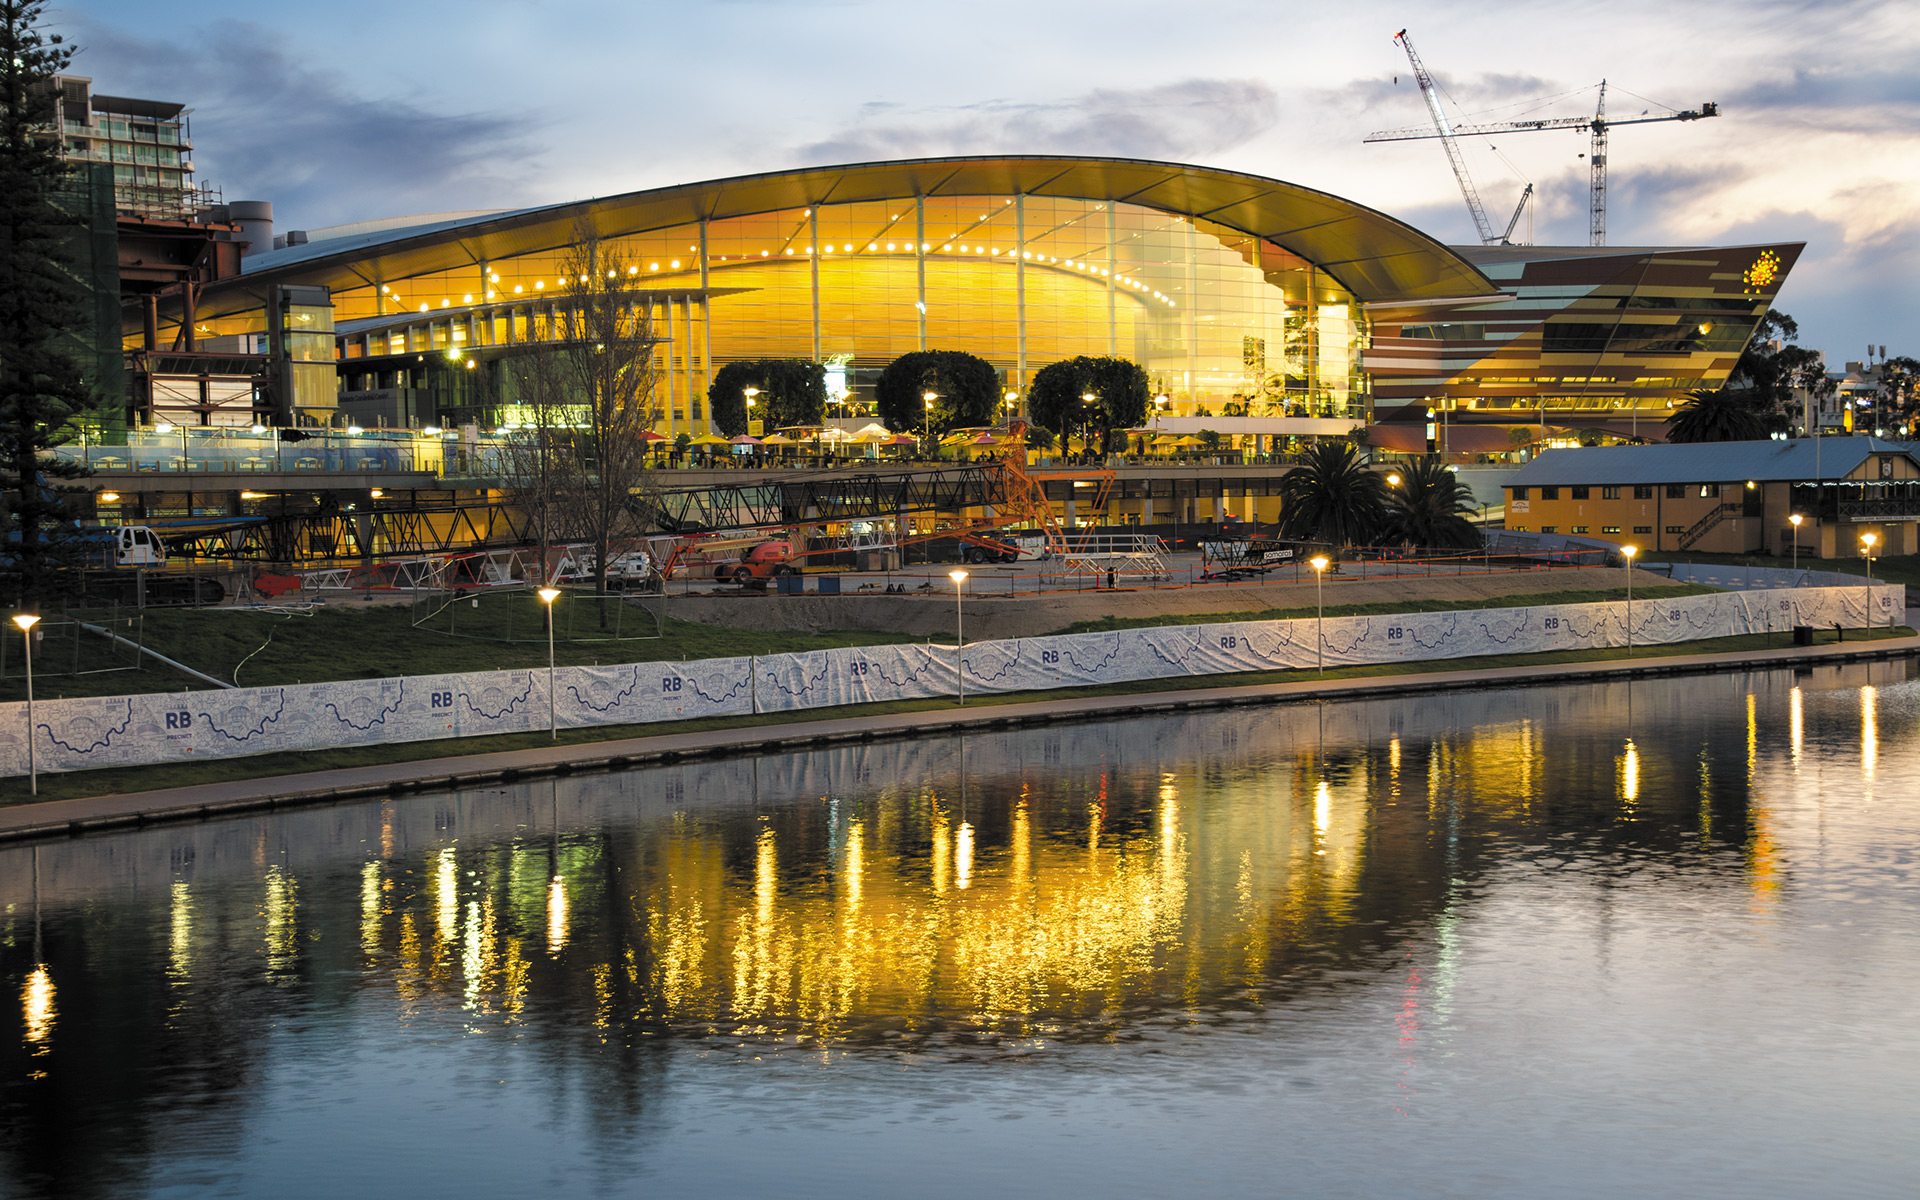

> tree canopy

[
  {"left": 1277, "top": 442, "right": 1386, "bottom": 548},
  {"left": 1381, "top": 457, "right": 1481, "bottom": 549},
  {"left": 0, "top": 0, "right": 92, "bottom": 607},
  {"left": 874, "top": 351, "right": 999, "bottom": 436},
  {"left": 707, "top": 359, "right": 826, "bottom": 437},
  {"left": 1666, "top": 388, "right": 1770, "bottom": 444},
  {"left": 1027, "top": 356, "right": 1150, "bottom": 451}
]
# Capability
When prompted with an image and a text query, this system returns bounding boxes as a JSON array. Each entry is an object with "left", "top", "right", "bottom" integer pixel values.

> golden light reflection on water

[
  {"left": 546, "top": 876, "right": 569, "bottom": 954},
  {"left": 1621, "top": 740, "right": 1640, "bottom": 805},
  {"left": 22, "top": 965, "right": 53, "bottom": 1051},
  {"left": 263, "top": 866, "right": 297, "bottom": 974},
  {"left": 168, "top": 881, "right": 193, "bottom": 982}
]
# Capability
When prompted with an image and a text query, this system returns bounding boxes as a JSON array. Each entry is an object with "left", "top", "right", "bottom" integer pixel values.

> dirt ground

[{"left": 663, "top": 565, "right": 1669, "bottom": 641}]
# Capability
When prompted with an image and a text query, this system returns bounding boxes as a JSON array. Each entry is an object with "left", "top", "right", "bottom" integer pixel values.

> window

[
  {"left": 1601, "top": 525, "right": 1621, "bottom": 534},
  {"left": 1511, "top": 486, "right": 1529, "bottom": 501},
  {"left": 1571, "top": 486, "right": 1590, "bottom": 500},
  {"left": 1601, "top": 486, "right": 1621, "bottom": 500},
  {"left": 1665, "top": 485, "right": 1685, "bottom": 499},
  {"left": 1633, "top": 525, "right": 1652, "bottom": 534},
  {"left": 1511, "top": 526, "right": 1528, "bottom": 533},
  {"left": 1541, "top": 486, "right": 1560, "bottom": 500},
  {"left": 1572, "top": 525, "right": 1590, "bottom": 534},
  {"left": 1541, "top": 526, "right": 1558, "bottom": 534},
  {"left": 1633, "top": 485, "right": 1653, "bottom": 500},
  {"left": 1698, "top": 483, "right": 1719, "bottom": 498},
  {"left": 1665, "top": 525, "right": 1683, "bottom": 535}
]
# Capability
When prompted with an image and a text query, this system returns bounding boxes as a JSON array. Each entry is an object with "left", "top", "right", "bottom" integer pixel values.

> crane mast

[
  {"left": 1367, "top": 40, "right": 1720, "bottom": 247},
  {"left": 1393, "top": 29, "right": 1498, "bottom": 245}
]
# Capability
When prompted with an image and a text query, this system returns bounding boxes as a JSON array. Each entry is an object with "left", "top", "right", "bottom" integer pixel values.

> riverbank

[{"left": 3, "top": 626, "right": 1913, "bottom": 843}]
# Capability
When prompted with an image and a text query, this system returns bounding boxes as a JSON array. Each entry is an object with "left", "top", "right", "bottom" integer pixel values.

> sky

[{"left": 54, "top": 0, "right": 1919, "bottom": 361}]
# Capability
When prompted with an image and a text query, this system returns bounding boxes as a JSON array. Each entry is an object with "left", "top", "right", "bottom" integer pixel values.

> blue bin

[
  {"left": 776, "top": 574, "right": 802, "bottom": 595},
  {"left": 816, "top": 575, "right": 841, "bottom": 595}
]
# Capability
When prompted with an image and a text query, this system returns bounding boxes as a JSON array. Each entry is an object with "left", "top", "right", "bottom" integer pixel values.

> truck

[{"left": 712, "top": 540, "right": 802, "bottom": 589}]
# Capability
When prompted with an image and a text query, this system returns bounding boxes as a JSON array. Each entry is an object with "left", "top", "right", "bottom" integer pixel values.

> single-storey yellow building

[{"left": 1503, "top": 437, "right": 1920, "bottom": 557}]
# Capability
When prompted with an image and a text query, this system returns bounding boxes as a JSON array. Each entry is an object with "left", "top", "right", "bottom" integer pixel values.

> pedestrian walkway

[{"left": 3, "top": 633, "right": 1916, "bottom": 844}]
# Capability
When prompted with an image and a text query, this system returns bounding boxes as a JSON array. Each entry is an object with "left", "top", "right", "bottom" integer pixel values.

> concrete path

[{"left": 3, "top": 633, "right": 1916, "bottom": 845}]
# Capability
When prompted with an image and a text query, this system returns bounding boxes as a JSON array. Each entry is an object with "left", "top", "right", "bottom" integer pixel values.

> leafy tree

[
  {"left": 874, "top": 351, "right": 997, "bottom": 436},
  {"left": 1381, "top": 456, "right": 1480, "bottom": 548},
  {"left": 1277, "top": 442, "right": 1386, "bottom": 547},
  {"left": 1027, "top": 355, "right": 1149, "bottom": 451},
  {"left": 708, "top": 358, "right": 826, "bottom": 437},
  {"left": 1666, "top": 388, "right": 1769, "bottom": 444},
  {"left": 1875, "top": 356, "right": 1920, "bottom": 434},
  {"left": 1693, "top": 308, "right": 1825, "bottom": 437},
  {"left": 1023, "top": 424, "right": 1056, "bottom": 450},
  {"left": 0, "top": 1, "right": 92, "bottom": 608}
]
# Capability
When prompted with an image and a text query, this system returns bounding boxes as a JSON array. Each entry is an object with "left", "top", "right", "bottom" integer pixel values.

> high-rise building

[{"left": 45, "top": 74, "right": 200, "bottom": 221}]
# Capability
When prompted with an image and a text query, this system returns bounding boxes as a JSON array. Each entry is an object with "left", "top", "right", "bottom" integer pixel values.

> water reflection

[{"left": 1, "top": 658, "right": 1917, "bottom": 1198}]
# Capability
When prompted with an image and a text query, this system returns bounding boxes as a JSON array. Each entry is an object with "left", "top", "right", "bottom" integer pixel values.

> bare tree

[{"left": 510, "top": 220, "right": 663, "bottom": 622}]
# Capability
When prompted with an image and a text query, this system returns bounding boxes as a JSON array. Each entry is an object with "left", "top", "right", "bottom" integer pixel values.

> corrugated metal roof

[{"left": 1506, "top": 437, "right": 1917, "bottom": 487}]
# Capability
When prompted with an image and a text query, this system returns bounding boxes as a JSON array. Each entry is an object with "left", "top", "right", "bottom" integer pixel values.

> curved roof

[{"left": 200, "top": 155, "right": 1497, "bottom": 321}]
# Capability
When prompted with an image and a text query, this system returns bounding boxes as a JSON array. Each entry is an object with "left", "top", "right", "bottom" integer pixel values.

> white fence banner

[{"left": 0, "top": 585, "right": 1900, "bottom": 778}]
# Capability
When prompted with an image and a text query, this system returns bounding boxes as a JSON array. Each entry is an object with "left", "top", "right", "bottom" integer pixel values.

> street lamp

[
  {"left": 1309, "top": 555, "right": 1330, "bottom": 675},
  {"left": 1622, "top": 545, "right": 1637, "bottom": 652},
  {"left": 948, "top": 569, "right": 968, "bottom": 705},
  {"left": 1861, "top": 531, "right": 1878, "bottom": 586},
  {"left": 1789, "top": 513, "right": 1803, "bottom": 575},
  {"left": 12, "top": 614, "right": 39, "bottom": 795},
  {"left": 537, "top": 587, "right": 561, "bottom": 739},
  {"left": 1385, "top": 472, "right": 1402, "bottom": 487},
  {"left": 923, "top": 390, "right": 938, "bottom": 453}
]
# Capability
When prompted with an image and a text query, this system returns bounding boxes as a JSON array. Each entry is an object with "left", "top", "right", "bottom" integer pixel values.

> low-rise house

[{"left": 1502, "top": 437, "right": 1920, "bottom": 557}]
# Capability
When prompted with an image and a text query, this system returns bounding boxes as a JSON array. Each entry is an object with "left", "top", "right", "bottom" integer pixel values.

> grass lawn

[
  {"left": 1049, "top": 582, "right": 1720, "bottom": 635},
  {"left": 4, "top": 622, "right": 1909, "bottom": 808}
]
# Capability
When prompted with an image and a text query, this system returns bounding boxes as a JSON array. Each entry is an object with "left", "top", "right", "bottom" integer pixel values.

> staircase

[{"left": 1677, "top": 502, "right": 1743, "bottom": 552}]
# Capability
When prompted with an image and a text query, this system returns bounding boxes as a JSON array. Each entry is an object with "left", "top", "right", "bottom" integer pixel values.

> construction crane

[{"left": 1368, "top": 33, "right": 1720, "bottom": 246}]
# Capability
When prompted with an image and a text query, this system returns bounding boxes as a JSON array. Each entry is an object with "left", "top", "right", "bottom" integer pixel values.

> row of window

[
  {"left": 1513, "top": 483, "right": 1719, "bottom": 501},
  {"left": 1514, "top": 525, "right": 1659, "bottom": 536}
]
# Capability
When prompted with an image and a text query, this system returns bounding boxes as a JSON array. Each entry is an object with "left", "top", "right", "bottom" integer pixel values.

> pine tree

[{"left": 0, "top": 1, "right": 93, "bottom": 609}]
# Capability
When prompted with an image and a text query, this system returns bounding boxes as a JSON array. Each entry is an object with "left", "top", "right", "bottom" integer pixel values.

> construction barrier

[{"left": 0, "top": 584, "right": 1902, "bottom": 778}]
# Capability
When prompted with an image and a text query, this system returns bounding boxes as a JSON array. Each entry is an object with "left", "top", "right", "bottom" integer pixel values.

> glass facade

[{"left": 325, "top": 194, "right": 1371, "bottom": 430}]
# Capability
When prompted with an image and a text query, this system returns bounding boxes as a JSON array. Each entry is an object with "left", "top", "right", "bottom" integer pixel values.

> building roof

[
  {"left": 1506, "top": 437, "right": 1919, "bottom": 487},
  {"left": 202, "top": 155, "right": 1499, "bottom": 323}
]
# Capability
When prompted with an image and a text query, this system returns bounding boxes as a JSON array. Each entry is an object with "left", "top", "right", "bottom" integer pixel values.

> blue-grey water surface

[{"left": 4, "top": 660, "right": 1919, "bottom": 1199}]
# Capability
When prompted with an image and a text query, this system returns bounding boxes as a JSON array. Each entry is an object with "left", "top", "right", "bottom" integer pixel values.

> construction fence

[{"left": 0, "top": 583, "right": 1901, "bottom": 779}]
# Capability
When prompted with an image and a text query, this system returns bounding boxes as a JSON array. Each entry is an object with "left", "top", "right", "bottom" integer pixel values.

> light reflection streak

[
  {"left": 547, "top": 875, "right": 569, "bottom": 954},
  {"left": 1789, "top": 687, "right": 1804, "bottom": 767},
  {"left": 169, "top": 880, "right": 194, "bottom": 981},
  {"left": 955, "top": 822, "right": 974, "bottom": 890},
  {"left": 1621, "top": 740, "right": 1639, "bottom": 805},
  {"left": 23, "top": 965, "right": 54, "bottom": 1051},
  {"left": 263, "top": 865, "right": 297, "bottom": 973},
  {"left": 434, "top": 848, "right": 458, "bottom": 941},
  {"left": 1862, "top": 685, "right": 1878, "bottom": 782},
  {"left": 1313, "top": 780, "right": 1332, "bottom": 854},
  {"left": 360, "top": 862, "right": 381, "bottom": 957}
]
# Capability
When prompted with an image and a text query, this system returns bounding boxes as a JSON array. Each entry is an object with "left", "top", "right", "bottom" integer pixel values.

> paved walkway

[{"left": 3, "top": 633, "right": 1916, "bottom": 844}]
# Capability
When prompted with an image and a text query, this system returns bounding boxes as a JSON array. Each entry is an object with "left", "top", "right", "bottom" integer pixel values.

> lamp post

[
  {"left": 923, "top": 390, "right": 938, "bottom": 455},
  {"left": 1622, "top": 545, "right": 1637, "bottom": 652},
  {"left": 1789, "top": 513, "right": 1803, "bottom": 576},
  {"left": 1309, "top": 555, "right": 1329, "bottom": 675},
  {"left": 538, "top": 587, "right": 561, "bottom": 739},
  {"left": 13, "top": 614, "right": 39, "bottom": 795},
  {"left": 949, "top": 569, "right": 968, "bottom": 705},
  {"left": 1081, "top": 391, "right": 1096, "bottom": 461},
  {"left": 1862, "top": 531, "right": 1877, "bottom": 587}
]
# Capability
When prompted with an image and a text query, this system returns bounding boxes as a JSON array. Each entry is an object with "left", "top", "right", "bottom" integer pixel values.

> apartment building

[{"left": 46, "top": 74, "right": 199, "bottom": 220}]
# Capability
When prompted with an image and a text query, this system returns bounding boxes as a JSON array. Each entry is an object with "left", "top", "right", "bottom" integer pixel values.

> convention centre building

[{"left": 174, "top": 155, "right": 1801, "bottom": 453}]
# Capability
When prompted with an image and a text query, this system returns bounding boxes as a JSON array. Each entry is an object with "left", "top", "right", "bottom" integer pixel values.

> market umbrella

[
  {"left": 638, "top": 430, "right": 669, "bottom": 442},
  {"left": 1175, "top": 435, "right": 1205, "bottom": 447},
  {"left": 728, "top": 434, "right": 763, "bottom": 445},
  {"left": 850, "top": 423, "right": 893, "bottom": 440},
  {"left": 689, "top": 433, "right": 731, "bottom": 446},
  {"left": 760, "top": 432, "right": 798, "bottom": 445}
]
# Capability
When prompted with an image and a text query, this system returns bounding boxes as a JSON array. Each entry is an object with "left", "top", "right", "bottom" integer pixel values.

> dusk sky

[{"left": 56, "top": 0, "right": 1916, "bottom": 362}]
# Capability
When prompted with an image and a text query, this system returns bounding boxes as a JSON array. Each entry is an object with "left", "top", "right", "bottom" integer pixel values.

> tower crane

[{"left": 1368, "top": 32, "right": 1720, "bottom": 246}]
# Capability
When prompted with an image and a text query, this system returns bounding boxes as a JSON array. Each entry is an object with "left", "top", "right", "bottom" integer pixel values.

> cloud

[
  {"left": 64, "top": 17, "right": 542, "bottom": 228},
  {"left": 793, "top": 79, "right": 1278, "bottom": 166}
]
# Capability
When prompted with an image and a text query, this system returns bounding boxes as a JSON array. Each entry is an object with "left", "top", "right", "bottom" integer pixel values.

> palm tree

[
  {"left": 1278, "top": 442, "right": 1386, "bottom": 547},
  {"left": 1666, "top": 389, "right": 1769, "bottom": 443},
  {"left": 1381, "top": 456, "right": 1481, "bottom": 548}
]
